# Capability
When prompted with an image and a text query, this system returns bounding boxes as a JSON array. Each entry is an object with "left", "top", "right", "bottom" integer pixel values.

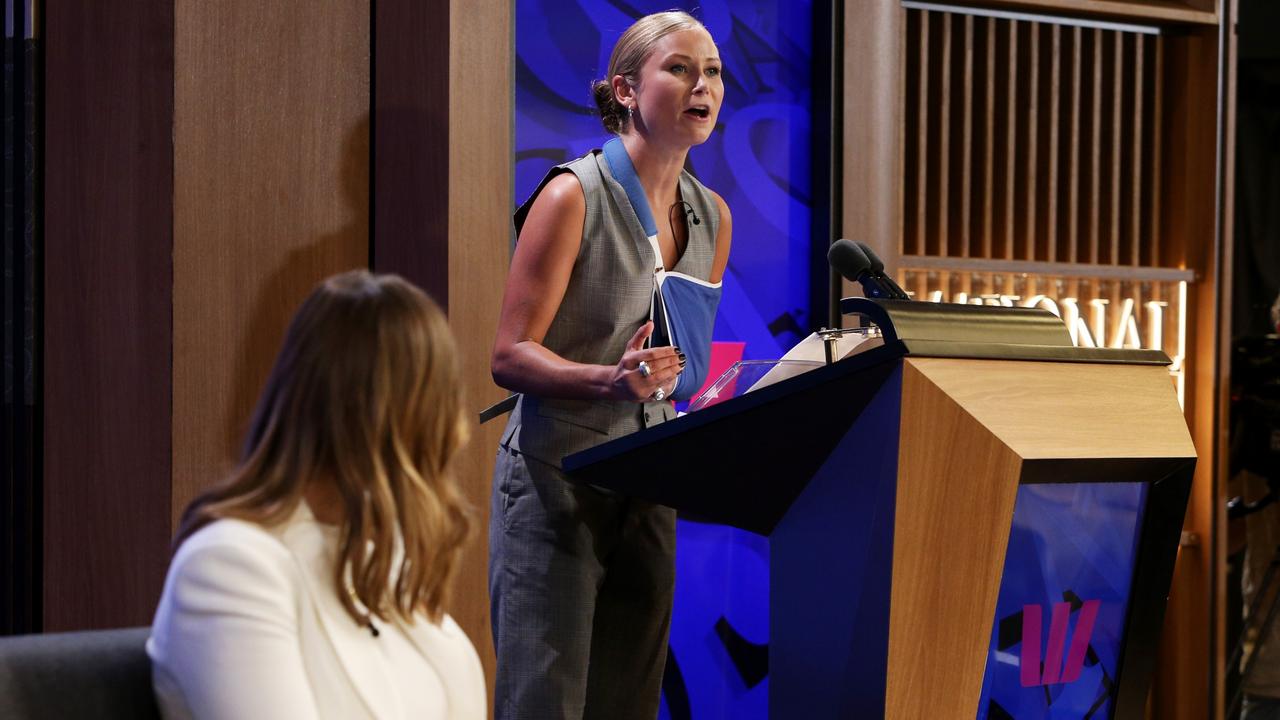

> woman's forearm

[{"left": 491, "top": 340, "right": 615, "bottom": 401}]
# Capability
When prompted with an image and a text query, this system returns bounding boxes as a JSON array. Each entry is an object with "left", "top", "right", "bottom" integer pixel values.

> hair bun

[
  {"left": 593, "top": 12, "right": 706, "bottom": 135},
  {"left": 591, "top": 79, "right": 628, "bottom": 135}
]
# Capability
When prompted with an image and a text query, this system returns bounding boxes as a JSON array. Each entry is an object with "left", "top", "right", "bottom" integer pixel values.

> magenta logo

[{"left": 1020, "top": 600, "right": 1102, "bottom": 687}]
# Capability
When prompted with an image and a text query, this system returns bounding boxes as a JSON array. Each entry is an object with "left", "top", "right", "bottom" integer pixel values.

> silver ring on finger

[
  {"left": 638, "top": 360, "right": 652, "bottom": 378},
  {"left": 650, "top": 386, "right": 666, "bottom": 402}
]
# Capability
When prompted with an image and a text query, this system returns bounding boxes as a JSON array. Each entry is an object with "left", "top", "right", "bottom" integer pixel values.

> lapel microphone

[{"left": 672, "top": 201, "right": 701, "bottom": 226}]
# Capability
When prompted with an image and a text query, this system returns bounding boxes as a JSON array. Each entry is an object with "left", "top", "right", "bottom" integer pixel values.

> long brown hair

[{"left": 176, "top": 270, "right": 472, "bottom": 625}]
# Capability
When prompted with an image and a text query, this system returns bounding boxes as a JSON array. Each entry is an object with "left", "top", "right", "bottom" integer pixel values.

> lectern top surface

[{"left": 904, "top": 357, "right": 1196, "bottom": 460}]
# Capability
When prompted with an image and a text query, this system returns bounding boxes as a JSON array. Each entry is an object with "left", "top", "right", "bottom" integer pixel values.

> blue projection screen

[
  {"left": 515, "top": 0, "right": 815, "bottom": 360},
  {"left": 515, "top": 3, "right": 815, "bottom": 718}
]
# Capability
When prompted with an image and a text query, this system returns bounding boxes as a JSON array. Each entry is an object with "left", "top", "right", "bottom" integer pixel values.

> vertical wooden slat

[
  {"left": 1005, "top": 20, "right": 1018, "bottom": 260},
  {"left": 1046, "top": 24, "right": 1061, "bottom": 264},
  {"left": 1089, "top": 28, "right": 1102, "bottom": 265},
  {"left": 903, "top": 10, "right": 918, "bottom": 257},
  {"left": 1068, "top": 26, "right": 1081, "bottom": 264},
  {"left": 870, "top": 2, "right": 908, "bottom": 269},
  {"left": 899, "top": 9, "right": 1166, "bottom": 273},
  {"left": 1149, "top": 35, "right": 1163, "bottom": 268},
  {"left": 982, "top": 17, "right": 996, "bottom": 259},
  {"left": 1131, "top": 281, "right": 1144, "bottom": 349},
  {"left": 938, "top": 13, "right": 952, "bottom": 257},
  {"left": 1109, "top": 280, "right": 1123, "bottom": 348},
  {"left": 1024, "top": 23, "right": 1039, "bottom": 261},
  {"left": 1131, "top": 34, "right": 1145, "bottom": 267},
  {"left": 916, "top": 11, "right": 930, "bottom": 256},
  {"left": 1110, "top": 31, "right": 1124, "bottom": 265},
  {"left": 960, "top": 15, "right": 974, "bottom": 258},
  {"left": 845, "top": 0, "right": 904, "bottom": 294}
]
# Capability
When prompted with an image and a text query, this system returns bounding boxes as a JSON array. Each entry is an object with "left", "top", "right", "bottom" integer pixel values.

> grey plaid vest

[{"left": 503, "top": 149, "right": 721, "bottom": 467}]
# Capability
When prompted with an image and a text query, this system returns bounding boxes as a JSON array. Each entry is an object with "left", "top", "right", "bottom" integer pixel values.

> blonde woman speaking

[{"left": 490, "top": 10, "right": 732, "bottom": 719}]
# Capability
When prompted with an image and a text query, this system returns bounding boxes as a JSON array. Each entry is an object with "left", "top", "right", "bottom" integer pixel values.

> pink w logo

[{"left": 1020, "top": 600, "right": 1102, "bottom": 687}]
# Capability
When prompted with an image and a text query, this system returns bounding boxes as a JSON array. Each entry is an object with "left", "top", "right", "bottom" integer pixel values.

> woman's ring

[
  {"left": 638, "top": 361, "right": 652, "bottom": 378},
  {"left": 651, "top": 386, "right": 667, "bottom": 402}
]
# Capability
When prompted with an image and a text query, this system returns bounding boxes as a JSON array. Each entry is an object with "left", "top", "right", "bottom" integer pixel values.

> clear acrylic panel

[{"left": 687, "top": 359, "right": 825, "bottom": 413}]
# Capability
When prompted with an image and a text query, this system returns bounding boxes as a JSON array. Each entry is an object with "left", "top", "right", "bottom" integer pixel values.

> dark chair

[{"left": 0, "top": 627, "right": 160, "bottom": 719}]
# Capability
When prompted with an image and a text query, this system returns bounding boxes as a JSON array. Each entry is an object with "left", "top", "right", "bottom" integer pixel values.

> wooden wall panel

[
  {"left": 42, "top": 0, "right": 175, "bottom": 631},
  {"left": 980, "top": 0, "right": 1218, "bottom": 24},
  {"left": 857, "top": 2, "right": 1231, "bottom": 714},
  {"left": 1151, "top": 24, "right": 1225, "bottom": 720},
  {"left": 374, "top": 0, "right": 510, "bottom": 693},
  {"left": 373, "top": 0, "right": 450, "bottom": 306},
  {"left": 172, "top": 0, "right": 370, "bottom": 521},
  {"left": 902, "top": 8, "right": 1164, "bottom": 269},
  {"left": 448, "top": 0, "right": 511, "bottom": 695},
  {"left": 842, "top": 0, "right": 903, "bottom": 305}
]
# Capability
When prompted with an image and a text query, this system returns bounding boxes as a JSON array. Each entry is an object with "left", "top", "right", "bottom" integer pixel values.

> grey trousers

[{"left": 489, "top": 444, "right": 676, "bottom": 720}]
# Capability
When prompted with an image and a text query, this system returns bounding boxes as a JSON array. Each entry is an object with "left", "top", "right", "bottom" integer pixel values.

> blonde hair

[
  {"left": 176, "top": 270, "right": 473, "bottom": 626},
  {"left": 591, "top": 10, "right": 707, "bottom": 134}
]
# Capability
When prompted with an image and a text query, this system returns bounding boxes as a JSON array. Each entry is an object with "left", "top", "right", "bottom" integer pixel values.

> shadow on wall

[{"left": 223, "top": 114, "right": 371, "bottom": 461}]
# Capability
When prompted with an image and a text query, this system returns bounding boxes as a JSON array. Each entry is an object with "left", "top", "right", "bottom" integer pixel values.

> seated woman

[{"left": 148, "top": 270, "right": 485, "bottom": 719}]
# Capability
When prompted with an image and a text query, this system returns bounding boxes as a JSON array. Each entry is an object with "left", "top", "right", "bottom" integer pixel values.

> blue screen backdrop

[
  {"left": 515, "top": 0, "right": 814, "bottom": 361},
  {"left": 515, "top": 2, "right": 815, "bottom": 717}
]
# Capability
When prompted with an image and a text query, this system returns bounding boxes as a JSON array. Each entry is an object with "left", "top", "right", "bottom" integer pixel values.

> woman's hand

[{"left": 608, "top": 322, "right": 685, "bottom": 402}]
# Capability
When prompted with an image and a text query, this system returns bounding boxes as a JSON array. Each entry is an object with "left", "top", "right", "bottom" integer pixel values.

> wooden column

[
  {"left": 42, "top": 0, "right": 175, "bottom": 630},
  {"left": 448, "top": 0, "right": 512, "bottom": 696},
  {"left": 1151, "top": 23, "right": 1223, "bottom": 720},
  {"left": 171, "top": 0, "right": 371, "bottom": 522},
  {"left": 842, "top": 1, "right": 903, "bottom": 301},
  {"left": 374, "top": 0, "right": 511, "bottom": 694}
]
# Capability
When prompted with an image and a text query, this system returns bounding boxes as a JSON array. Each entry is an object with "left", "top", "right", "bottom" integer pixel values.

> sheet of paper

[{"left": 745, "top": 331, "right": 883, "bottom": 392}]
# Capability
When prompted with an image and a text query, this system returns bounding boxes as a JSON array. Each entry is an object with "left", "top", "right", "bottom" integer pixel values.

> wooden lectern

[{"left": 564, "top": 299, "right": 1195, "bottom": 719}]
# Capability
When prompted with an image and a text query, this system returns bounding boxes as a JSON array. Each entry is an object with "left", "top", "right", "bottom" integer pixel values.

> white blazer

[{"left": 147, "top": 505, "right": 486, "bottom": 720}]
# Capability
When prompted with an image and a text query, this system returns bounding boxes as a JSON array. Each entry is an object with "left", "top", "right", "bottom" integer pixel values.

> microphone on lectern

[
  {"left": 827, "top": 239, "right": 895, "bottom": 299},
  {"left": 854, "top": 241, "right": 910, "bottom": 300}
]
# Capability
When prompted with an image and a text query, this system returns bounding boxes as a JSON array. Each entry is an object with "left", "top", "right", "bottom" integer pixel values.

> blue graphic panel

[
  {"left": 976, "top": 483, "right": 1149, "bottom": 719},
  {"left": 516, "top": 4, "right": 814, "bottom": 719},
  {"left": 515, "top": 0, "right": 814, "bottom": 360},
  {"left": 662, "top": 522, "right": 770, "bottom": 720}
]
